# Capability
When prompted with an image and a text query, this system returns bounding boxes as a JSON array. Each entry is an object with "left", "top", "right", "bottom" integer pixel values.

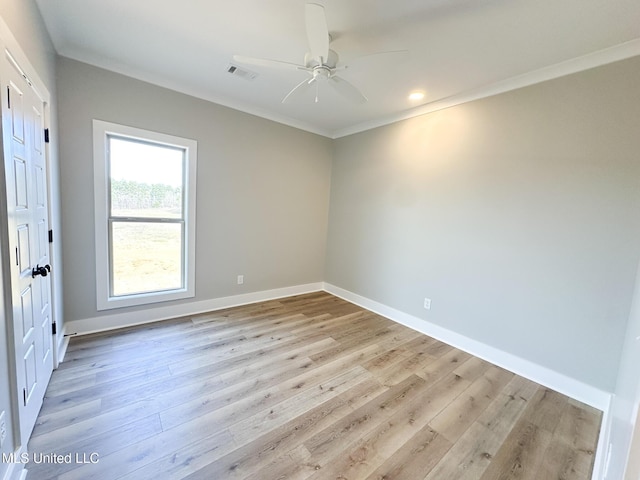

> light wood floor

[{"left": 27, "top": 292, "right": 602, "bottom": 479}]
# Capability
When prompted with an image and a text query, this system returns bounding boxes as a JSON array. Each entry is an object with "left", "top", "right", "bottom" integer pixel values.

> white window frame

[{"left": 93, "top": 120, "right": 197, "bottom": 310}]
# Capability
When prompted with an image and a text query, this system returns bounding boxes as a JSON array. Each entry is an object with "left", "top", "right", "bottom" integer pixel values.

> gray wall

[
  {"left": 0, "top": 0, "right": 59, "bottom": 475},
  {"left": 56, "top": 57, "right": 333, "bottom": 323},
  {"left": 326, "top": 56, "right": 640, "bottom": 392}
]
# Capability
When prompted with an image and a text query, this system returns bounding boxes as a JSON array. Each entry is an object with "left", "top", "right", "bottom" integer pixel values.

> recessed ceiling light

[{"left": 408, "top": 91, "right": 425, "bottom": 101}]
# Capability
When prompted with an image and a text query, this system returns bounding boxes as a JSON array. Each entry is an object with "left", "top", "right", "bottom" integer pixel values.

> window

[{"left": 93, "top": 120, "right": 197, "bottom": 310}]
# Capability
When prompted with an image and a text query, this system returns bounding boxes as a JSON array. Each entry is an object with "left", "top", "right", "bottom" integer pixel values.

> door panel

[
  {"left": 40, "top": 313, "right": 51, "bottom": 365},
  {"left": 32, "top": 106, "right": 43, "bottom": 155},
  {"left": 20, "top": 285, "right": 33, "bottom": 340},
  {"left": 8, "top": 80, "right": 24, "bottom": 142},
  {"left": 35, "top": 165, "right": 45, "bottom": 207},
  {"left": 23, "top": 344, "right": 36, "bottom": 404},
  {"left": 13, "top": 157, "right": 28, "bottom": 207},
  {"left": 37, "top": 219, "right": 46, "bottom": 260},
  {"left": 16, "top": 225, "right": 30, "bottom": 274}
]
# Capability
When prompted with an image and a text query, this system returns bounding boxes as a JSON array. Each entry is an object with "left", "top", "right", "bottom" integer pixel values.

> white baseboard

[
  {"left": 592, "top": 395, "right": 614, "bottom": 480},
  {"left": 65, "top": 282, "right": 324, "bottom": 336},
  {"left": 56, "top": 325, "right": 70, "bottom": 365},
  {"left": 323, "top": 283, "right": 611, "bottom": 412}
]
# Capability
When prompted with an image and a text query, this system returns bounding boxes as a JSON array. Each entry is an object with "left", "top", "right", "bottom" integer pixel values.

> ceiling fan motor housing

[{"left": 305, "top": 49, "right": 339, "bottom": 69}]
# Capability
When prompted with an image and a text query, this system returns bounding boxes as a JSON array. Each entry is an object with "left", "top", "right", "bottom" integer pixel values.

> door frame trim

[{"left": 0, "top": 14, "right": 58, "bottom": 451}]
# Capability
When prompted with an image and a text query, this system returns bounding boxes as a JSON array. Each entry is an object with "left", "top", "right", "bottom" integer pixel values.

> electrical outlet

[
  {"left": 237, "top": 275, "right": 244, "bottom": 285},
  {"left": 0, "top": 410, "right": 6, "bottom": 449},
  {"left": 424, "top": 298, "right": 431, "bottom": 310}
]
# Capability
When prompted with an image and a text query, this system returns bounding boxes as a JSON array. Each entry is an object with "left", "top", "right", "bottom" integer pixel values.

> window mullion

[{"left": 109, "top": 216, "right": 184, "bottom": 224}]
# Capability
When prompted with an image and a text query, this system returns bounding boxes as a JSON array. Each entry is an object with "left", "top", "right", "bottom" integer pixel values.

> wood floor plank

[
  {"left": 423, "top": 422, "right": 503, "bottom": 480},
  {"left": 555, "top": 400, "right": 602, "bottom": 454},
  {"left": 478, "top": 420, "right": 553, "bottom": 480},
  {"left": 40, "top": 365, "right": 173, "bottom": 415},
  {"left": 537, "top": 400, "right": 603, "bottom": 480},
  {"left": 476, "top": 375, "right": 541, "bottom": 435},
  {"left": 417, "top": 348, "right": 473, "bottom": 385},
  {"left": 538, "top": 437, "right": 594, "bottom": 480},
  {"left": 177, "top": 378, "right": 384, "bottom": 480},
  {"left": 303, "top": 375, "right": 430, "bottom": 460},
  {"left": 453, "top": 356, "right": 494, "bottom": 381},
  {"left": 373, "top": 350, "right": 438, "bottom": 387},
  {"left": 227, "top": 366, "right": 374, "bottom": 445},
  {"left": 305, "top": 372, "right": 472, "bottom": 479},
  {"left": 45, "top": 371, "right": 97, "bottom": 395},
  {"left": 30, "top": 400, "right": 162, "bottom": 453},
  {"left": 166, "top": 334, "right": 334, "bottom": 377},
  {"left": 59, "top": 428, "right": 235, "bottom": 480},
  {"left": 361, "top": 345, "right": 414, "bottom": 375},
  {"left": 31, "top": 399, "right": 102, "bottom": 438},
  {"left": 364, "top": 424, "right": 452, "bottom": 480},
  {"left": 240, "top": 444, "right": 315, "bottom": 480},
  {"left": 29, "top": 413, "right": 163, "bottom": 480},
  {"left": 28, "top": 292, "right": 601, "bottom": 480},
  {"left": 422, "top": 376, "right": 545, "bottom": 480},
  {"left": 521, "top": 387, "right": 571, "bottom": 433},
  {"left": 163, "top": 332, "right": 302, "bottom": 376},
  {"left": 96, "top": 340, "right": 319, "bottom": 413},
  {"left": 428, "top": 366, "right": 514, "bottom": 443}
]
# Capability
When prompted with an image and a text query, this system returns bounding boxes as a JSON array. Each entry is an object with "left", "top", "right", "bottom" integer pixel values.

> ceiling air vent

[{"left": 226, "top": 63, "right": 258, "bottom": 81}]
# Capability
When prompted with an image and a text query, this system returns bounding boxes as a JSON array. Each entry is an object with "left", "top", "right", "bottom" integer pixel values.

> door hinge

[
  {"left": 52, "top": 322, "right": 57, "bottom": 335},
  {"left": 44, "top": 128, "right": 50, "bottom": 143},
  {"left": 22, "top": 388, "right": 27, "bottom": 406},
  {"left": 6, "top": 86, "right": 10, "bottom": 109},
  {"left": 48, "top": 229, "right": 53, "bottom": 243}
]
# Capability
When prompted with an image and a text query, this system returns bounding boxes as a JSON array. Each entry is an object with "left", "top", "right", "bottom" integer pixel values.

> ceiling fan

[{"left": 233, "top": 2, "right": 405, "bottom": 104}]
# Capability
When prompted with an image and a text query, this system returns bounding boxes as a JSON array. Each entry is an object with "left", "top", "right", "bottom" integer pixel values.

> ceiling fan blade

[
  {"left": 233, "top": 55, "right": 309, "bottom": 71},
  {"left": 282, "top": 77, "right": 315, "bottom": 104},
  {"left": 346, "top": 50, "right": 410, "bottom": 69},
  {"left": 305, "top": 2, "right": 329, "bottom": 64},
  {"left": 329, "top": 75, "right": 367, "bottom": 104}
]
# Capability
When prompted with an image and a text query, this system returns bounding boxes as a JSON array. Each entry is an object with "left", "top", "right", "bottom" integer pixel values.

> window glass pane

[
  {"left": 111, "top": 221, "right": 183, "bottom": 296},
  {"left": 109, "top": 136, "right": 184, "bottom": 219}
]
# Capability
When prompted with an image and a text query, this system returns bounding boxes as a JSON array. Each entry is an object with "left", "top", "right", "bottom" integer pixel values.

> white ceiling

[{"left": 35, "top": 0, "right": 640, "bottom": 138}]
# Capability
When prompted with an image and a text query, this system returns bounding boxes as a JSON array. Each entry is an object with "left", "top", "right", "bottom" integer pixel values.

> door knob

[{"left": 31, "top": 264, "right": 51, "bottom": 278}]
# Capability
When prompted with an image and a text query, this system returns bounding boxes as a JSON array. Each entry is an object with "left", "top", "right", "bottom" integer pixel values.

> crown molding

[
  {"left": 331, "top": 38, "right": 640, "bottom": 139},
  {"left": 59, "top": 38, "right": 640, "bottom": 140}
]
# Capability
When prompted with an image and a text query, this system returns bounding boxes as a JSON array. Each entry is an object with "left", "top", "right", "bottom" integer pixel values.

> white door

[{"left": 1, "top": 51, "right": 53, "bottom": 443}]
